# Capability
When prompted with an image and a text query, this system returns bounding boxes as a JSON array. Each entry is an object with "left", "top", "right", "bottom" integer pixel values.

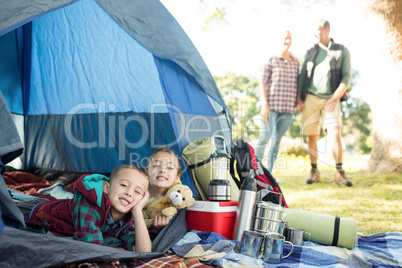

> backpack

[{"left": 230, "top": 137, "right": 288, "bottom": 207}]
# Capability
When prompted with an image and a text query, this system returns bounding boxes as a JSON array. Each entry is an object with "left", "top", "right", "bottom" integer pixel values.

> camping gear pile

[
  {"left": 183, "top": 135, "right": 357, "bottom": 264},
  {"left": 183, "top": 135, "right": 289, "bottom": 246},
  {"left": 236, "top": 189, "right": 292, "bottom": 264}
]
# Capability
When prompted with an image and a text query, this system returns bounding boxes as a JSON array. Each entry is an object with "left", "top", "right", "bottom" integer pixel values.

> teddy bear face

[{"left": 166, "top": 184, "right": 195, "bottom": 209}]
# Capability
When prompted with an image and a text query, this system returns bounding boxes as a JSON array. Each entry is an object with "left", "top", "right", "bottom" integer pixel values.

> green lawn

[{"left": 271, "top": 154, "right": 402, "bottom": 235}]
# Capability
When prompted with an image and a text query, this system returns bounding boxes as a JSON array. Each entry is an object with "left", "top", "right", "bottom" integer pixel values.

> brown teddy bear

[{"left": 143, "top": 183, "right": 195, "bottom": 228}]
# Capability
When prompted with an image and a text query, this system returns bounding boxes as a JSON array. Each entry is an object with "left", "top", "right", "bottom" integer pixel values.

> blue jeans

[{"left": 254, "top": 111, "right": 293, "bottom": 172}]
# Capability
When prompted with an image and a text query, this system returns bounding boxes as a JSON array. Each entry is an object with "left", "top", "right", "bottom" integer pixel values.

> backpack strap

[
  {"left": 301, "top": 44, "right": 319, "bottom": 101},
  {"left": 256, "top": 180, "right": 272, "bottom": 190},
  {"left": 229, "top": 144, "right": 242, "bottom": 189},
  {"left": 187, "top": 157, "right": 211, "bottom": 170}
]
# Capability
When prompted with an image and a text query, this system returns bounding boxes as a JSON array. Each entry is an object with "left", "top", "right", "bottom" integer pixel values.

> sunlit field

[{"left": 271, "top": 153, "right": 402, "bottom": 235}]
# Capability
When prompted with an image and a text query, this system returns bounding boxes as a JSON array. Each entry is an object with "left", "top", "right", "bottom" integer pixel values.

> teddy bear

[{"left": 143, "top": 183, "right": 195, "bottom": 228}]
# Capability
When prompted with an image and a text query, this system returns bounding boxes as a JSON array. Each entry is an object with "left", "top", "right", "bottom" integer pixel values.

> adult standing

[
  {"left": 297, "top": 19, "right": 352, "bottom": 186},
  {"left": 254, "top": 30, "right": 299, "bottom": 172}
]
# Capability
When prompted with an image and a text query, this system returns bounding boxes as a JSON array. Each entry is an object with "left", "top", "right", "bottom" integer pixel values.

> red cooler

[{"left": 186, "top": 200, "right": 238, "bottom": 239}]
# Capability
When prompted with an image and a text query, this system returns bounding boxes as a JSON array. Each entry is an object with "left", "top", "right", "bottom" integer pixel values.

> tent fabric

[
  {"left": 0, "top": 0, "right": 231, "bottom": 192},
  {"left": 0, "top": 0, "right": 230, "bottom": 265},
  {"left": 97, "top": 0, "right": 225, "bottom": 106},
  {"left": 0, "top": 173, "right": 26, "bottom": 229},
  {"left": 0, "top": 92, "right": 23, "bottom": 165},
  {"left": 0, "top": 91, "right": 26, "bottom": 231},
  {"left": 0, "top": 226, "right": 162, "bottom": 268},
  {"left": 0, "top": 209, "right": 188, "bottom": 268},
  {"left": 0, "top": 0, "right": 225, "bottom": 108}
]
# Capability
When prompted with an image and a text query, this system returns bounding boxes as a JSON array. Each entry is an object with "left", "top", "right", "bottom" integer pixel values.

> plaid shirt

[
  {"left": 72, "top": 196, "right": 136, "bottom": 250},
  {"left": 261, "top": 55, "right": 299, "bottom": 113}
]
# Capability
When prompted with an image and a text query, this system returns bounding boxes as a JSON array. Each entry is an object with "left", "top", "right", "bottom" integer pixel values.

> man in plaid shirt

[
  {"left": 27, "top": 165, "right": 151, "bottom": 252},
  {"left": 254, "top": 30, "right": 299, "bottom": 172}
]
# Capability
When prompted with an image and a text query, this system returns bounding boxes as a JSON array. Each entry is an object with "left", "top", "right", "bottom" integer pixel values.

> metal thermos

[{"left": 232, "top": 176, "right": 257, "bottom": 241}]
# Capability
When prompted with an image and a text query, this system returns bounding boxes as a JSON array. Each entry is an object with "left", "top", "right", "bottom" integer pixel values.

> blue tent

[{"left": 0, "top": 0, "right": 231, "bottom": 191}]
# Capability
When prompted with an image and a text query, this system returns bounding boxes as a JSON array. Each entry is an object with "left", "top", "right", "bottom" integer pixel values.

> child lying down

[{"left": 25, "top": 165, "right": 151, "bottom": 252}]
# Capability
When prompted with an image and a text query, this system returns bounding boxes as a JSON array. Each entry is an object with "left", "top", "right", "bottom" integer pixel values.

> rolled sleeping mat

[
  {"left": 283, "top": 208, "right": 357, "bottom": 249},
  {"left": 182, "top": 153, "right": 208, "bottom": 200},
  {"left": 182, "top": 137, "right": 239, "bottom": 201}
]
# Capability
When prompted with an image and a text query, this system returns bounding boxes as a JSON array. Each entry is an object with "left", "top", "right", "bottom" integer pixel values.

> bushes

[{"left": 279, "top": 137, "right": 308, "bottom": 157}]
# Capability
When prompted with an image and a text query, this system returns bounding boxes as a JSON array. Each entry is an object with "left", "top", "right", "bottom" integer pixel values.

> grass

[{"left": 270, "top": 153, "right": 402, "bottom": 235}]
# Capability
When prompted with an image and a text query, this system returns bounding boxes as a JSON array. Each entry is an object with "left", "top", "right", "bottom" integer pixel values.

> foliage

[
  {"left": 288, "top": 113, "right": 303, "bottom": 139},
  {"left": 214, "top": 72, "right": 260, "bottom": 141},
  {"left": 202, "top": 8, "right": 228, "bottom": 31},
  {"left": 196, "top": 0, "right": 230, "bottom": 31},
  {"left": 341, "top": 98, "right": 372, "bottom": 154},
  {"left": 278, "top": 137, "right": 308, "bottom": 157}
]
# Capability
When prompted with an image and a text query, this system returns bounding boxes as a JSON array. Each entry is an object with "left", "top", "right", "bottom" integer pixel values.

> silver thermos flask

[{"left": 232, "top": 176, "right": 257, "bottom": 241}]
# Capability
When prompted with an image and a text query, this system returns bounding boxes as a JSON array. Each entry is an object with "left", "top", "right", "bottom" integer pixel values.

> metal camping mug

[
  {"left": 285, "top": 227, "right": 311, "bottom": 246},
  {"left": 254, "top": 201, "right": 286, "bottom": 221},
  {"left": 239, "top": 230, "right": 265, "bottom": 258},
  {"left": 253, "top": 216, "right": 282, "bottom": 233},
  {"left": 262, "top": 232, "right": 293, "bottom": 264}
]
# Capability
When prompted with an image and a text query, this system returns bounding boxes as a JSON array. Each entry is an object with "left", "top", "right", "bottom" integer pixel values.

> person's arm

[
  {"left": 72, "top": 197, "right": 104, "bottom": 245},
  {"left": 296, "top": 92, "right": 305, "bottom": 113},
  {"left": 325, "top": 47, "right": 352, "bottom": 112},
  {"left": 260, "top": 60, "right": 273, "bottom": 122},
  {"left": 151, "top": 213, "right": 170, "bottom": 231},
  {"left": 131, "top": 192, "right": 151, "bottom": 252},
  {"left": 296, "top": 52, "right": 308, "bottom": 113},
  {"left": 324, "top": 82, "right": 347, "bottom": 112},
  {"left": 260, "top": 82, "right": 270, "bottom": 122}
]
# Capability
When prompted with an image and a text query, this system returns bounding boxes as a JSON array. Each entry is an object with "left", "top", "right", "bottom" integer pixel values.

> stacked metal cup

[
  {"left": 239, "top": 189, "right": 293, "bottom": 264},
  {"left": 252, "top": 189, "right": 286, "bottom": 235}
]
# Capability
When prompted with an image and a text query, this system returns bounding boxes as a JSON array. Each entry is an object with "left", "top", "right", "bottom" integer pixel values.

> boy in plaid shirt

[{"left": 27, "top": 165, "right": 151, "bottom": 252}]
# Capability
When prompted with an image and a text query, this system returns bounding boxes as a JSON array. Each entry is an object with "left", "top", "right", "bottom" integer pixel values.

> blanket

[
  {"left": 4, "top": 171, "right": 52, "bottom": 195},
  {"left": 56, "top": 252, "right": 213, "bottom": 268},
  {"left": 171, "top": 231, "right": 402, "bottom": 267}
]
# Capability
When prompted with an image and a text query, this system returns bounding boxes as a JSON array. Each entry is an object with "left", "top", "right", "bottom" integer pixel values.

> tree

[
  {"left": 214, "top": 72, "right": 259, "bottom": 141},
  {"left": 362, "top": 0, "right": 402, "bottom": 172},
  {"left": 342, "top": 98, "right": 373, "bottom": 154}
]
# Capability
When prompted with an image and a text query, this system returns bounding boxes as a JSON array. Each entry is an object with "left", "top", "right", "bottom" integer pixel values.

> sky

[{"left": 159, "top": 0, "right": 393, "bottom": 107}]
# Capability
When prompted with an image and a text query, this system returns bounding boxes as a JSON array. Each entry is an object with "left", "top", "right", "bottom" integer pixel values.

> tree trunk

[{"left": 362, "top": 0, "right": 402, "bottom": 173}]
